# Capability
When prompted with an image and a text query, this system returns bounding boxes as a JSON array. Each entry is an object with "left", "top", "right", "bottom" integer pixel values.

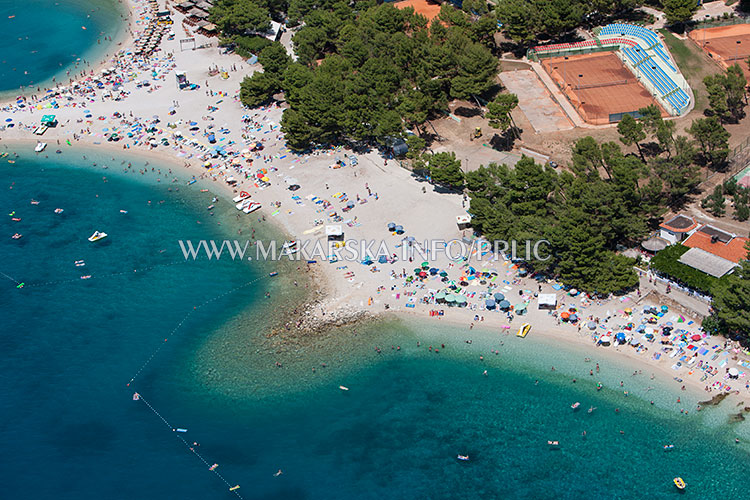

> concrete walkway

[{"left": 529, "top": 61, "right": 593, "bottom": 128}]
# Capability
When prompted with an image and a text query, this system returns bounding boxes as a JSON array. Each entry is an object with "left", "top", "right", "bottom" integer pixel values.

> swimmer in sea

[{"left": 274, "top": 469, "right": 282, "bottom": 477}]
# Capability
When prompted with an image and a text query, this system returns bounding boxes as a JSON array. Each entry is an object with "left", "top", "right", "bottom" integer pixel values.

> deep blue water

[
  {"left": 0, "top": 0, "right": 125, "bottom": 93},
  {"left": 1, "top": 149, "right": 748, "bottom": 499}
]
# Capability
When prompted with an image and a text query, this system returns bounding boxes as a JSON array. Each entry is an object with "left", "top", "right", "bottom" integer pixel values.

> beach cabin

[
  {"left": 658, "top": 215, "right": 698, "bottom": 245},
  {"left": 326, "top": 225, "right": 344, "bottom": 244},
  {"left": 456, "top": 214, "right": 472, "bottom": 231},
  {"left": 538, "top": 293, "right": 557, "bottom": 310}
]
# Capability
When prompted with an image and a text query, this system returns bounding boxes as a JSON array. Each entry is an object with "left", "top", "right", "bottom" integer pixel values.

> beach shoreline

[
  {"left": 1, "top": 0, "right": 134, "bottom": 100},
  {"left": 2, "top": 0, "right": 748, "bottom": 414}
]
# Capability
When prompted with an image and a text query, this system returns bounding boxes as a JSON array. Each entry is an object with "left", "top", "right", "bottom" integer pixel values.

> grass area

[{"left": 659, "top": 29, "right": 722, "bottom": 112}]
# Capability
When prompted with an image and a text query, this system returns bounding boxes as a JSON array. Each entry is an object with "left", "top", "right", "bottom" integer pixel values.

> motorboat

[
  {"left": 34, "top": 142, "right": 47, "bottom": 152},
  {"left": 207, "top": 204, "right": 215, "bottom": 210},
  {"left": 457, "top": 455, "right": 469, "bottom": 461},
  {"left": 571, "top": 402, "right": 581, "bottom": 410},
  {"left": 54, "top": 208, "right": 64, "bottom": 214},
  {"left": 88, "top": 231, "right": 107, "bottom": 242},
  {"left": 11, "top": 233, "right": 22, "bottom": 240},
  {"left": 664, "top": 444, "right": 674, "bottom": 451},
  {"left": 517, "top": 323, "right": 531, "bottom": 338},
  {"left": 339, "top": 385, "right": 349, "bottom": 391},
  {"left": 673, "top": 477, "right": 686, "bottom": 490},
  {"left": 588, "top": 406, "right": 596, "bottom": 414}
]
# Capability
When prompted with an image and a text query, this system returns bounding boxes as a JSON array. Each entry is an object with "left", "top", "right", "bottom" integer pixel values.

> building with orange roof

[
  {"left": 678, "top": 225, "right": 750, "bottom": 278},
  {"left": 658, "top": 214, "right": 698, "bottom": 244}
]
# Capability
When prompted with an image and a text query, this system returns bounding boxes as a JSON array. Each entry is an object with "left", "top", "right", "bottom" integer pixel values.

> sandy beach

[{"left": 3, "top": 0, "right": 749, "bottom": 411}]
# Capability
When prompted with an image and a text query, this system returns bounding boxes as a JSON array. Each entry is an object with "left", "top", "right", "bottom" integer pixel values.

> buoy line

[
  {"left": 126, "top": 272, "right": 274, "bottom": 386},
  {"left": 135, "top": 393, "right": 244, "bottom": 498}
]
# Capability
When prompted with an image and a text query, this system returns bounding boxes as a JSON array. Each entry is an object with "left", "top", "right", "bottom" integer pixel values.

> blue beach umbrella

[
  {"left": 493, "top": 292, "right": 505, "bottom": 301},
  {"left": 499, "top": 300, "right": 510, "bottom": 309},
  {"left": 378, "top": 255, "right": 388, "bottom": 264},
  {"left": 486, "top": 299, "right": 496, "bottom": 309}
]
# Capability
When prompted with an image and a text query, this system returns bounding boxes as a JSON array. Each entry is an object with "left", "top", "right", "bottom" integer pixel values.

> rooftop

[
  {"left": 659, "top": 214, "right": 698, "bottom": 232},
  {"left": 682, "top": 226, "right": 749, "bottom": 263},
  {"left": 678, "top": 247, "right": 738, "bottom": 278}
]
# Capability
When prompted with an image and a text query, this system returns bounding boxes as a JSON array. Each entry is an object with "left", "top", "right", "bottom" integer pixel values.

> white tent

[{"left": 538, "top": 293, "right": 557, "bottom": 309}]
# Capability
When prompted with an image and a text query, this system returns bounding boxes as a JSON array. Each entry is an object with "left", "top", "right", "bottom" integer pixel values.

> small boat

[
  {"left": 588, "top": 406, "right": 596, "bottom": 414},
  {"left": 30, "top": 199, "right": 40, "bottom": 205},
  {"left": 75, "top": 260, "right": 86, "bottom": 267},
  {"left": 54, "top": 208, "right": 64, "bottom": 214},
  {"left": 88, "top": 231, "right": 107, "bottom": 242},
  {"left": 11, "top": 217, "right": 21, "bottom": 221},
  {"left": 209, "top": 464, "right": 218, "bottom": 471},
  {"left": 547, "top": 440, "right": 559, "bottom": 447},
  {"left": 34, "top": 142, "right": 47, "bottom": 152},
  {"left": 339, "top": 385, "right": 349, "bottom": 391},
  {"left": 80, "top": 275, "right": 91, "bottom": 280},
  {"left": 673, "top": 477, "right": 686, "bottom": 490},
  {"left": 457, "top": 455, "right": 469, "bottom": 461},
  {"left": 132, "top": 392, "right": 140, "bottom": 401},
  {"left": 517, "top": 323, "right": 531, "bottom": 338},
  {"left": 11, "top": 233, "right": 22, "bottom": 240},
  {"left": 571, "top": 402, "right": 581, "bottom": 410},
  {"left": 175, "top": 428, "right": 188, "bottom": 433},
  {"left": 229, "top": 485, "right": 240, "bottom": 491},
  {"left": 207, "top": 204, "right": 215, "bottom": 210},
  {"left": 200, "top": 189, "right": 209, "bottom": 193},
  {"left": 664, "top": 444, "right": 674, "bottom": 451},
  {"left": 119, "top": 209, "right": 128, "bottom": 214},
  {"left": 269, "top": 271, "right": 278, "bottom": 277}
]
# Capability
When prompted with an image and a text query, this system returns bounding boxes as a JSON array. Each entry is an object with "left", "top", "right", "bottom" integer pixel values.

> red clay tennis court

[
  {"left": 689, "top": 24, "right": 750, "bottom": 80},
  {"left": 541, "top": 51, "right": 665, "bottom": 124}
]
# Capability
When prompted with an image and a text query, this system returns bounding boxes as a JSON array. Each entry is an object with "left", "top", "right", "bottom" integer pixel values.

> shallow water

[
  {"left": 0, "top": 0, "right": 125, "bottom": 95},
  {"left": 1, "top": 149, "right": 747, "bottom": 499}
]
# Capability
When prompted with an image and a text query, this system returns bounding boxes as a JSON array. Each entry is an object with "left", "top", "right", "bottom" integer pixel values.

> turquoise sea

[
  {"left": 1, "top": 147, "right": 748, "bottom": 498},
  {"left": 0, "top": 0, "right": 126, "bottom": 95}
]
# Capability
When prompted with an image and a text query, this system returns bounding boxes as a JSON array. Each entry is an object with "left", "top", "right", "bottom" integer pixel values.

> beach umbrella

[
  {"left": 493, "top": 292, "right": 505, "bottom": 301},
  {"left": 445, "top": 294, "right": 456, "bottom": 303},
  {"left": 394, "top": 225, "right": 404, "bottom": 234},
  {"left": 378, "top": 255, "right": 388, "bottom": 264},
  {"left": 486, "top": 299, "right": 496, "bottom": 309},
  {"left": 413, "top": 268, "right": 422, "bottom": 274},
  {"left": 421, "top": 261, "right": 429, "bottom": 269},
  {"left": 499, "top": 300, "right": 510, "bottom": 309},
  {"left": 387, "top": 222, "right": 396, "bottom": 231},
  {"left": 418, "top": 271, "right": 427, "bottom": 278},
  {"left": 439, "top": 271, "right": 448, "bottom": 277},
  {"left": 459, "top": 281, "right": 469, "bottom": 287},
  {"left": 691, "top": 334, "right": 701, "bottom": 341},
  {"left": 569, "top": 313, "right": 578, "bottom": 322},
  {"left": 5, "top": 118, "right": 12, "bottom": 122},
  {"left": 729, "top": 368, "right": 739, "bottom": 377},
  {"left": 515, "top": 304, "right": 527, "bottom": 313},
  {"left": 561, "top": 311, "right": 570, "bottom": 320},
  {"left": 587, "top": 321, "right": 597, "bottom": 330},
  {"left": 429, "top": 268, "right": 438, "bottom": 275},
  {"left": 435, "top": 292, "right": 446, "bottom": 302},
  {"left": 455, "top": 295, "right": 467, "bottom": 306}
]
